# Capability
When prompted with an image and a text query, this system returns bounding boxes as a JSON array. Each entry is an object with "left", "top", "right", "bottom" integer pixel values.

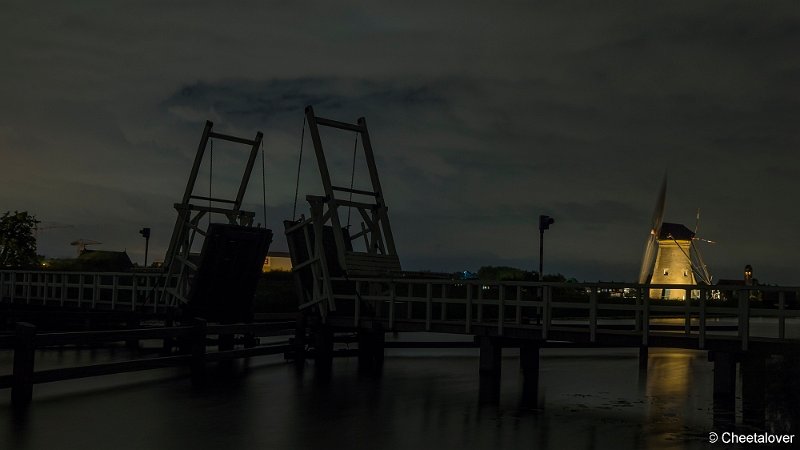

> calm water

[{"left": 0, "top": 333, "right": 797, "bottom": 450}]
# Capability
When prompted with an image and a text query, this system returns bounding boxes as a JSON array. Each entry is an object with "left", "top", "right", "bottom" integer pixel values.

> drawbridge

[
  {"left": 284, "top": 106, "right": 401, "bottom": 321},
  {"left": 281, "top": 107, "right": 800, "bottom": 403},
  {"left": 0, "top": 121, "right": 272, "bottom": 325}
]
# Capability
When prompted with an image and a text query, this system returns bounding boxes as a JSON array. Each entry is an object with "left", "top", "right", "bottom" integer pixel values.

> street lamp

[
  {"left": 538, "top": 215, "right": 554, "bottom": 281},
  {"left": 139, "top": 227, "right": 151, "bottom": 267}
]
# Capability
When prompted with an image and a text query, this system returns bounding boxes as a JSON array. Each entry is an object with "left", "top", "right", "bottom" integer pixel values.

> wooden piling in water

[
  {"left": 478, "top": 336, "right": 502, "bottom": 375},
  {"left": 357, "top": 324, "right": 385, "bottom": 373},
  {"left": 638, "top": 346, "right": 649, "bottom": 372},
  {"left": 125, "top": 317, "right": 139, "bottom": 349},
  {"left": 12, "top": 322, "right": 36, "bottom": 408},
  {"left": 314, "top": 325, "right": 333, "bottom": 375},
  {"left": 710, "top": 351, "right": 737, "bottom": 400},
  {"left": 741, "top": 353, "right": 767, "bottom": 428},
  {"left": 191, "top": 318, "right": 207, "bottom": 388},
  {"left": 292, "top": 313, "right": 307, "bottom": 365},
  {"left": 520, "top": 342, "right": 540, "bottom": 407}
]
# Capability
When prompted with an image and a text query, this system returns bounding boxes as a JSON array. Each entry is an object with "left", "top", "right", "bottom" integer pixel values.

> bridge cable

[
  {"left": 346, "top": 132, "right": 358, "bottom": 229},
  {"left": 208, "top": 137, "right": 213, "bottom": 227},
  {"left": 261, "top": 138, "right": 267, "bottom": 227},
  {"left": 292, "top": 116, "right": 307, "bottom": 221}
]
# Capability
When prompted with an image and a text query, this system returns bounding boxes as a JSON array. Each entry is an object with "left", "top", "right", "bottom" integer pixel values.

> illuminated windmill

[{"left": 638, "top": 177, "right": 713, "bottom": 300}]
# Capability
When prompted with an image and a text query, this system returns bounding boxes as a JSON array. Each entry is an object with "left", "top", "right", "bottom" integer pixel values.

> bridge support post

[
  {"left": 710, "top": 351, "right": 736, "bottom": 427},
  {"left": 358, "top": 324, "right": 384, "bottom": 373},
  {"left": 478, "top": 371, "right": 501, "bottom": 406},
  {"left": 191, "top": 318, "right": 207, "bottom": 388},
  {"left": 740, "top": 353, "right": 767, "bottom": 428},
  {"left": 520, "top": 342, "right": 540, "bottom": 407},
  {"left": 520, "top": 342, "right": 540, "bottom": 379},
  {"left": 162, "top": 316, "right": 174, "bottom": 354},
  {"left": 478, "top": 336, "right": 502, "bottom": 375},
  {"left": 711, "top": 351, "right": 737, "bottom": 399},
  {"left": 12, "top": 322, "right": 36, "bottom": 409},
  {"left": 292, "top": 312, "right": 307, "bottom": 366},
  {"left": 638, "top": 346, "right": 648, "bottom": 372},
  {"left": 218, "top": 328, "right": 234, "bottom": 352},
  {"left": 314, "top": 325, "right": 334, "bottom": 376},
  {"left": 125, "top": 316, "right": 139, "bottom": 350}
]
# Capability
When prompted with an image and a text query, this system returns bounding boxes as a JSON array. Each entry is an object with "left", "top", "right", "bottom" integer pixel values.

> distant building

[
  {"left": 262, "top": 251, "right": 292, "bottom": 272},
  {"left": 42, "top": 250, "right": 134, "bottom": 272},
  {"left": 717, "top": 264, "right": 760, "bottom": 300},
  {"left": 649, "top": 223, "right": 696, "bottom": 300},
  {"left": 77, "top": 250, "right": 133, "bottom": 272}
]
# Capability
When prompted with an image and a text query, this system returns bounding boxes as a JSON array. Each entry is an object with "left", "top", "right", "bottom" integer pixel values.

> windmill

[
  {"left": 638, "top": 177, "right": 714, "bottom": 300},
  {"left": 70, "top": 239, "right": 102, "bottom": 256}
]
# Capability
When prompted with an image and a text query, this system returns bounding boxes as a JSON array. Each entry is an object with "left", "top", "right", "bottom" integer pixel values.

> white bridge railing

[
  {"left": 330, "top": 278, "right": 800, "bottom": 351},
  {"left": 0, "top": 270, "right": 172, "bottom": 312}
]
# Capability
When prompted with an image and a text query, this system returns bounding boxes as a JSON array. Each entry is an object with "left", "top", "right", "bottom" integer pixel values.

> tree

[
  {"left": 0, "top": 211, "right": 39, "bottom": 268},
  {"left": 477, "top": 265, "right": 537, "bottom": 281}
]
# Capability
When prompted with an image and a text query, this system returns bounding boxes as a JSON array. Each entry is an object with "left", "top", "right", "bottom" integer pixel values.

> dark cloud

[
  {"left": 0, "top": 1, "right": 798, "bottom": 283},
  {"left": 163, "top": 78, "right": 448, "bottom": 128}
]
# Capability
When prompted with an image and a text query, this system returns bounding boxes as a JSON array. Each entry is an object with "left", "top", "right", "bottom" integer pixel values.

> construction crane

[
  {"left": 70, "top": 239, "right": 101, "bottom": 256},
  {"left": 33, "top": 223, "right": 74, "bottom": 238}
]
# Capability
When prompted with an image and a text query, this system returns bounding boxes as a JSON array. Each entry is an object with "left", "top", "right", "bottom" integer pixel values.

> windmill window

[
  {"left": 683, "top": 270, "right": 688, "bottom": 277},
  {"left": 663, "top": 268, "right": 669, "bottom": 276}
]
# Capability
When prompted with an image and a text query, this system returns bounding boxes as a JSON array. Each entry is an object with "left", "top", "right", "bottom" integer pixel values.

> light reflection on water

[{"left": 0, "top": 343, "right": 796, "bottom": 450}]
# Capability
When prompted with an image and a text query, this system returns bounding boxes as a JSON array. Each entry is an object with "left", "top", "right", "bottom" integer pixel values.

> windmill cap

[{"left": 658, "top": 222, "right": 695, "bottom": 241}]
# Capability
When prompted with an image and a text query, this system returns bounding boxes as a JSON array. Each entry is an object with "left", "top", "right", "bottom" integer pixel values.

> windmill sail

[
  {"left": 638, "top": 176, "right": 666, "bottom": 284},
  {"left": 690, "top": 208, "right": 714, "bottom": 284}
]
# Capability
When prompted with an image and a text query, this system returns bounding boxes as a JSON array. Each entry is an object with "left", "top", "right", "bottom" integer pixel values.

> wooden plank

[
  {"left": 344, "top": 253, "right": 401, "bottom": 266},
  {"left": 315, "top": 116, "right": 364, "bottom": 133},
  {"left": 204, "top": 344, "right": 293, "bottom": 362},
  {"left": 389, "top": 282, "right": 396, "bottom": 330},
  {"left": 779, "top": 292, "right": 786, "bottom": 339},
  {"left": 739, "top": 290, "right": 749, "bottom": 351},
  {"left": 331, "top": 185, "right": 377, "bottom": 197},
  {"left": 465, "top": 284, "right": 472, "bottom": 334},
  {"left": 208, "top": 130, "right": 258, "bottom": 146},
  {"left": 36, "top": 327, "right": 194, "bottom": 346},
  {"left": 425, "top": 283, "right": 432, "bottom": 331},
  {"left": 589, "top": 287, "right": 597, "bottom": 343},
  {"left": 207, "top": 322, "right": 296, "bottom": 335},
  {"left": 33, "top": 355, "right": 191, "bottom": 384},
  {"left": 699, "top": 290, "right": 707, "bottom": 349}
]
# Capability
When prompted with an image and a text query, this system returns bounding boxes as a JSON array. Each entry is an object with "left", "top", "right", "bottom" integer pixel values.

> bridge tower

[
  {"left": 285, "top": 106, "right": 401, "bottom": 320},
  {"left": 160, "top": 121, "right": 271, "bottom": 314}
]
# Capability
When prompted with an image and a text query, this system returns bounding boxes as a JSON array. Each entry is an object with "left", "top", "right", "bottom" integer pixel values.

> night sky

[{"left": 1, "top": 2, "right": 798, "bottom": 284}]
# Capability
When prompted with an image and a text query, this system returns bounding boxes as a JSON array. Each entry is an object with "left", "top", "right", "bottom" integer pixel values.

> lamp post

[
  {"left": 139, "top": 227, "right": 151, "bottom": 267},
  {"left": 538, "top": 215, "right": 554, "bottom": 281}
]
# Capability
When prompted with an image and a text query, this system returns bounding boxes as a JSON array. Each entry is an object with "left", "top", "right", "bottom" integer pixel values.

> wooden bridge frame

[
  {"left": 323, "top": 278, "right": 800, "bottom": 353},
  {"left": 286, "top": 106, "right": 401, "bottom": 319},
  {"left": 0, "top": 270, "right": 170, "bottom": 312},
  {"left": 161, "top": 121, "right": 264, "bottom": 307}
]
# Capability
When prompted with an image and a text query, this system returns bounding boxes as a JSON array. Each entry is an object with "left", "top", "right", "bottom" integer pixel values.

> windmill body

[
  {"left": 638, "top": 177, "right": 713, "bottom": 300},
  {"left": 648, "top": 223, "right": 696, "bottom": 300}
]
